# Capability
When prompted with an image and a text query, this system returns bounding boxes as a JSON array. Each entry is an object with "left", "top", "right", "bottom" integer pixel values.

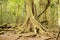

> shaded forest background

[{"left": 0, "top": 0, "right": 60, "bottom": 35}]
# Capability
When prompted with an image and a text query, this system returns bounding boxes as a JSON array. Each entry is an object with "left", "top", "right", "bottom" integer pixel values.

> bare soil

[{"left": 0, "top": 31, "right": 58, "bottom": 40}]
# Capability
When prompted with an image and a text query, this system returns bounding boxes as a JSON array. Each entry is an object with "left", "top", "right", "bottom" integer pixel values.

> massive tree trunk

[{"left": 16, "top": 0, "right": 50, "bottom": 34}]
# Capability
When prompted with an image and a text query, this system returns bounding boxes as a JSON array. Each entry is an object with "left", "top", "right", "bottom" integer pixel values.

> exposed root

[{"left": 15, "top": 0, "right": 52, "bottom": 35}]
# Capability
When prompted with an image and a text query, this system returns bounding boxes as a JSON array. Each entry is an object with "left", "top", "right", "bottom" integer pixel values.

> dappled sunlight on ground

[{"left": 0, "top": 32, "right": 55, "bottom": 40}]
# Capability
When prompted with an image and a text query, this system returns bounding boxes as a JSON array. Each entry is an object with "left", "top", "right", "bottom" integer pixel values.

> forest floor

[{"left": 0, "top": 31, "right": 59, "bottom": 40}]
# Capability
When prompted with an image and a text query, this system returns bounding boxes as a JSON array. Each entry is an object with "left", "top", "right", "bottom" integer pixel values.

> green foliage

[{"left": 0, "top": 0, "right": 25, "bottom": 25}]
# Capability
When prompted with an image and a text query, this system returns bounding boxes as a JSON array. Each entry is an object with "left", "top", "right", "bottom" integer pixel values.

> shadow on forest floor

[{"left": 0, "top": 31, "right": 58, "bottom": 40}]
